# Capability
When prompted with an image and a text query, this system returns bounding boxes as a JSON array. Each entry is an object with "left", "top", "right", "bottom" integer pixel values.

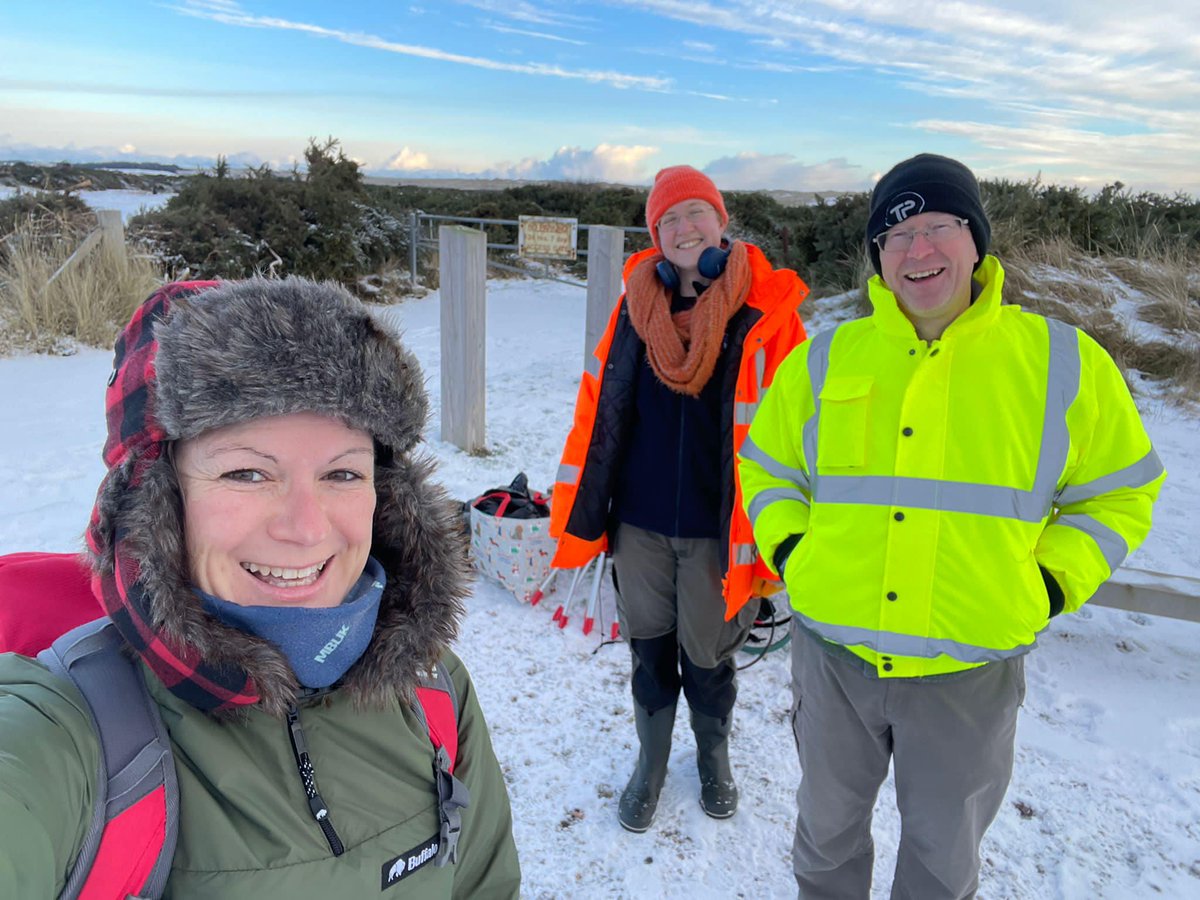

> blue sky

[{"left": 2, "top": 0, "right": 1198, "bottom": 194}]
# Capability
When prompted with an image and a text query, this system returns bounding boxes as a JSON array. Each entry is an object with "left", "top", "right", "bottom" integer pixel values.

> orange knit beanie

[{"left": 645, "top": 165, "right": 728, "bottom": 252}]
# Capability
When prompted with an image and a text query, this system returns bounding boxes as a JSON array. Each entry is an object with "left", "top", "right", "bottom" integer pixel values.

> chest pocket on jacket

[{"left": 817, "top": 376, "right": 874, "bottom": 469}]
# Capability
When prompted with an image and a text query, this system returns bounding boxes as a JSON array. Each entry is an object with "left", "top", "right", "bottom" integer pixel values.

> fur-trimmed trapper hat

[
  {"left": 86, "top": 278, "right": 470, "bottom": 717},
  {"left": 153, "top": 277, "right": 429, "bottom": 452}
]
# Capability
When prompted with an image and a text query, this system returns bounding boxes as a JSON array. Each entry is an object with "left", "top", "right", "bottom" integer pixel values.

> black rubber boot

[
  {"left": 618, "top": 702, "right": 676, "bottom": 832},
  {"left": 691, "top": 710, "right": 737, "bottom": 819}
]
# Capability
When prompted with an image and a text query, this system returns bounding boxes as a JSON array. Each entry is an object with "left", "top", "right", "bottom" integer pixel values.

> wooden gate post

[
  {"left": 584, "top": 226, "right": 624, "bottom": 368},
  {"left": 438, "top": 225, "right": 486, "bottom": 453},
  {"left": 96, "top": 209, "right": 126, "bottom": 272}
]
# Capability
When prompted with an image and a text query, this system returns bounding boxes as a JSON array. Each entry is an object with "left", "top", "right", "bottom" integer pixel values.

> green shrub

[{"left": 129, "top": 139, "right": 410, "bottom": 292}]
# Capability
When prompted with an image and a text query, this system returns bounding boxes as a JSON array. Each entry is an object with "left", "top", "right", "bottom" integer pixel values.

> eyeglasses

[
  {"left": 657, "top": 206, "right": 717, "bottom": 232},
  {"left": 874, "top": 218, "right": 969, "bottom": 253}
]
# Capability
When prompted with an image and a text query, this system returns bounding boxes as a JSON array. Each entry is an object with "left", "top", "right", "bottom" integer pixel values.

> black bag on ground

[{"left": 470, "top": 473, "right": 550, "bottom": 519}]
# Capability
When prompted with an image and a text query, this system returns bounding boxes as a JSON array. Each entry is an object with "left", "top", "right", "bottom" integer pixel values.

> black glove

[
  {"left": 1040, "top": 565, "right": 1066, "bottom": 618},
  {"left": 773, "top": 533, "right": 803, "bottom": 580}
]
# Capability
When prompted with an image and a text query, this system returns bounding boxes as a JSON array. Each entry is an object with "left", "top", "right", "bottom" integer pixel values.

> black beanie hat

[{"left": 866, "top": 153, "right": 990, "bottom": 276}]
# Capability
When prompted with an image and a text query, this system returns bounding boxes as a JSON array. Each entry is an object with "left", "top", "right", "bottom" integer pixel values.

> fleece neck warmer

[{"left": 198, "top": 557, "right": 386, "bottom": 689}]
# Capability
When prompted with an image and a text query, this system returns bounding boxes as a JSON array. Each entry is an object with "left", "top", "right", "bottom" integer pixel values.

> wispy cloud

[
  {"left": 609, "top": 0, "right": 1200, "bottom": 188},
  {"left": 482, "top": 22, "right": 588, "bottom": 45},
  {"left": 451, "top": 0, "right": 592, "bottom": 29},
  {"left": 917, "top": 118, "right": 1199, "bottom": 192},
  {"left": 173, "top": 1, "right": 664, "bottom": 91},
  {"left": 0, "top": 78, "right": 363, "bottom": 102}
]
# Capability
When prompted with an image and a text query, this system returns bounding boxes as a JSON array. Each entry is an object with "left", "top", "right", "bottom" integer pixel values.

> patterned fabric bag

[{"left": 469, "top": 473, "right": 555, "bottom": 602}]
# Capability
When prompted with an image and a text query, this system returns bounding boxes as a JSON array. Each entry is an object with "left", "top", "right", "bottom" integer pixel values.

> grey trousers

[
  {"left": 612, "top": 523, "right": 754, "bottom": 667},
  {"left": 790, "top": 623, "right": 1025, "bottom": 900},
  {"left": 611, "top": 523, "right": 757, "bottom": 716}
]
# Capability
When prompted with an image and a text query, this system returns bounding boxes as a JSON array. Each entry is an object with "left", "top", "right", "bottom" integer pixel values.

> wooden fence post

[
  {"left": 96, "top": 209, "right": 126, "bottom": 271},
  {"left": 438, "top": 225, "right": 487, "bottom": 453},
  {"left": 409, "top": 210, "right": 419, "bottom": 290},
  {"left": 584, "top": 226, "right": 624, "bottom": 368}
]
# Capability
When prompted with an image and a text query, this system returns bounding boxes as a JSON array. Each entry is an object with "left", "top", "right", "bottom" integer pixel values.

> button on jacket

[{"left": 738, "top": 255, "right": 1165, "bottom": 676}]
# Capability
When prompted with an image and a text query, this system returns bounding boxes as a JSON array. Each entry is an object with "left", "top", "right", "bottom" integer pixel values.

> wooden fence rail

[{"left": 1091, "top": 569, "right": 1200, "bottom": 623}]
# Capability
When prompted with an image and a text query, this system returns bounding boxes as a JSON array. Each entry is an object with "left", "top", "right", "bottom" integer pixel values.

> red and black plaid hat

[
  {"left": 84, "top": 280, "right": 260, "bottom": 712},
  {"left": 85, "top": 277, "right": 436, "bottom": 714}
]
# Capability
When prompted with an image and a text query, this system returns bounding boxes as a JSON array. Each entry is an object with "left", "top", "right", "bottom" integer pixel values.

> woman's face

[
  {"left": 656, "top": 198, "right": 724, "bottom": 280},
  {"left": 175, "top": 411, "right": 376, "bottom": 609}
]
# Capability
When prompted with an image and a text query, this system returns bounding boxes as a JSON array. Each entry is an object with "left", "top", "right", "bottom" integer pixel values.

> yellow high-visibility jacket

[{"left": 738, "top": 256, "right": 1165, "bottom": 677}]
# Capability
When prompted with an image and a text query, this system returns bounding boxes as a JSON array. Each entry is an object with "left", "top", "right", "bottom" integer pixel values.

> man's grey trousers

[{"left": 790, "top": 622, "right": 1026, "bottom": 899}]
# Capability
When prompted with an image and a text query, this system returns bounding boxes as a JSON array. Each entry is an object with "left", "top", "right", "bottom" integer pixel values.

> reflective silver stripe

[
  {"left": 556, "top": 463, "right": 580, "bottom": 484},
  {"left": 734, "top": 543, "right": 757, "bottom": 565},
  {"left": 585, "top": 354, "right": 602, "bottom": 379},
  {"left": 795, "top": 611, "right": 1038, "bottom": 663},
  {"left": 803, "top": 328, "right": 839, "bottom": 484},
  {"left": 747, "top": 487, "right": 810, "bottom": 529},
  {"left": 1058, "top": 513, "right": 1129, "bottom": 573},
  {"left": 805, "top": 319, "right": 1082, "bottom": 524},
  {"left": 735, "top": 349, "right": 770, "bottom": 426},
  {"left": 1056, "top": 448, "right": 1165, "bottom": 506},
  {"left": 735, "top": 401, "right": 757, "bottom": 426},
  {"left": 740, "top": 434, "right": 810, "bottom": 493},
  {"left": 813, "top": 474, "right": 1048, "bottom": 522},
  {"left": 1032, "top": 318, "right": 1080, "bottom": 512}
]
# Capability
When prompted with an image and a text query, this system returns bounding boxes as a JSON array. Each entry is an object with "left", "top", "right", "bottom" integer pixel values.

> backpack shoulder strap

[
  {"left": 413, "top": 659, "right": 459, "bottom": 770},
  {"left": 412, "top": 660, "right": 468, "bottom": 867},
  {"left": 38, "top": 619, "right": 179, "bottom": 900}
]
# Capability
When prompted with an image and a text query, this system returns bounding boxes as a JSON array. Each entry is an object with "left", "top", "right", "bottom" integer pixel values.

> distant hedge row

[{"left": 110, "top": 142, "right": 1198, "bottom": 296}]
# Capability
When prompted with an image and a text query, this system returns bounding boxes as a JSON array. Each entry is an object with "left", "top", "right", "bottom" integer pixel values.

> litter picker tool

[
  {"left": 581, "top": 554, "right": 606, "bottom": 636},
  {"left": 552, "top": 562, "right": 589, "bottom": 627},
  {"left": 529, "top": 568, "right": 557, "bottom": 606}
]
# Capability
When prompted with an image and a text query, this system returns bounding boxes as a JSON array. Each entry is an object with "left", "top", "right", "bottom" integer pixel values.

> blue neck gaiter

[{"left": 198, "top": 557, "right": 385, "bottom": 689}]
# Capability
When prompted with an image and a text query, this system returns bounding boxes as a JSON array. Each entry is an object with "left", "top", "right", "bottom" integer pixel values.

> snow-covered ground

[{"left": 1, "top": 277, "right": 1197, "bottom": 898}]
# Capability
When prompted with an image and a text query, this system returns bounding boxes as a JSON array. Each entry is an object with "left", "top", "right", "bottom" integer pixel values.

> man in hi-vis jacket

[{"left": 737, "top": 153, "right": 1164, "bottom": 899}]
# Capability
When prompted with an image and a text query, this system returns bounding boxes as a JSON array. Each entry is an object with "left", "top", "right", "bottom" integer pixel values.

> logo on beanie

[{"left": 884, "top": 192, "right": 925, "bottom": 227}]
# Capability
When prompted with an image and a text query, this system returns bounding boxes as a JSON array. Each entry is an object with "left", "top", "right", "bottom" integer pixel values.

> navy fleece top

[{"left": 611, "top": 292, "right": 728, "bottom": 539}]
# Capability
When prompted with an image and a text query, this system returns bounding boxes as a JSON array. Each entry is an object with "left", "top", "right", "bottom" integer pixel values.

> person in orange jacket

[{"left": 549, "top": 166, "right": 808, "bottom": 831}]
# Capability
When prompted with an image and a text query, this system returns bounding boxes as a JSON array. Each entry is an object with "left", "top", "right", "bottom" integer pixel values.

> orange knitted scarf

[{"left": 625, "top": 240, "right": 752, "bottom": 396}]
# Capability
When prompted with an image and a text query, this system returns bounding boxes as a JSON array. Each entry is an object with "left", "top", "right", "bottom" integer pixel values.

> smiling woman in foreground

[{"left": 0, "top": 278, "right": 520, "bottom": 897}]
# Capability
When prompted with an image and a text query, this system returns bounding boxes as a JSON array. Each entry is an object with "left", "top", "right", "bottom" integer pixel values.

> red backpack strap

[
  {"left": 412, "top": 660, "right": 468, "bottom": 867},
  {"left": 0, "top": 552, "right": 98, "bottom": 656},
  {"left": 38, "top": 619, "right": 179, "bottom": 900}
]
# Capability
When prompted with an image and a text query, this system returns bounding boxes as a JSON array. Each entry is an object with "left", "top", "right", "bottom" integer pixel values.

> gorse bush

[
  {"left": 130, "top": 139, "right": 409, "bottom": 290},
  {"left": 0, "top": 192, "right": 92, "bottom": 238},
  {"left": 984, "top": 179, "right": 1200, "bottom": 260}
]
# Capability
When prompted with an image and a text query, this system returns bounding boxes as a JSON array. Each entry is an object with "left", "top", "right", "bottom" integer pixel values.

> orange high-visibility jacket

[{"left": 549, "top": 243, "right": 808, "bottom": 620}]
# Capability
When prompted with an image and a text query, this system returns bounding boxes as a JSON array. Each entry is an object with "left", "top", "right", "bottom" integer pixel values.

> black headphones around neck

[{"left": 655, "top": 240, "right": 731, "bottom": 291}]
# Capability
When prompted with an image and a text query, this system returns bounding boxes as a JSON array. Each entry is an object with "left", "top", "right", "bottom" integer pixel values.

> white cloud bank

[
  {"left": 482, "top": 143, "right": 660, "bottom": 182},
  {"left": 703, "top": 153, "right": 871, "bottom": 192}
]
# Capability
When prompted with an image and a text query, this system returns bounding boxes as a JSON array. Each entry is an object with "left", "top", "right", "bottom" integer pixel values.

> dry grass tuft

[
  {"left": 1105, "top": 251, "right": 1200, "bottom": 336},
  {"left": 0, "top": 213, "right": 163, "bottom": 352},
  {"left": 1001, "top": 239, "right": 1113, "bottom": 328},
  {"left": 985, "top": 239, "right": 1200, "bottom": 404}
]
